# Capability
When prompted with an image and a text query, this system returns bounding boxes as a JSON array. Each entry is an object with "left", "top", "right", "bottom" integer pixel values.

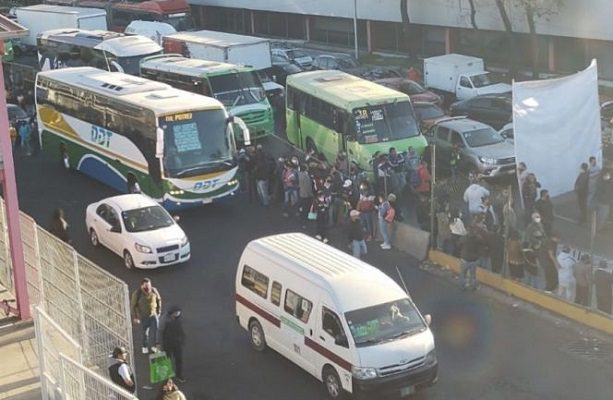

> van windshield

[{"left": 345, "top": 298, "right": 425, "bottom": 347}]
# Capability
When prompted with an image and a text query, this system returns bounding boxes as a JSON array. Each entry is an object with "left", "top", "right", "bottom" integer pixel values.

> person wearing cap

[
  {"left": 347, "top": 209, "right": 367, "bottom": 259},
  {"left": 160, "top": 305, "right": 186, "bottom": 383},
  {"left": 556, "top": 245, "right": 576, "bottom": 301},
  {"left": 108, "top": 346, "right": 135, "bottom": 393},
  {"left": 131, "top": 278, "right": 162, "bottom": 354},
  {"left": 377, "top": 193, "right": 396, "bottom": 250}
]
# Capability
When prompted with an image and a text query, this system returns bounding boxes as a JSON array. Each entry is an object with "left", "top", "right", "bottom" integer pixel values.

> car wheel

[
  {"left": 89, "top": 229, "right": 99, "bottom": 247},
  {"left": 123, "top": 250, "right": 135, "bottom": 270},
  {"left": 248, "top": 319, "right": 266, "bottom": 352},
  {"left": 323, "top": 366, "right": 346, "bottom": 399}
]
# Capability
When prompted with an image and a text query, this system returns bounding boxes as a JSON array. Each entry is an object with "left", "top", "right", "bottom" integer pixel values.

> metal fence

[{"left": 0, "top": 199, "right": 13, "bottom": 293}]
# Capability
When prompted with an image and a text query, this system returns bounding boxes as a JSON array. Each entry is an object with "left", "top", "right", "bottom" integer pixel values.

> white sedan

[{"left": 85, "top": 194, "right": 190, "bottom": 269}]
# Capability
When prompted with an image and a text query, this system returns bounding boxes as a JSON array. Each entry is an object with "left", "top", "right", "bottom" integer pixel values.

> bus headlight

[
  {"left": 227, "top": 179, "right": 239, "bottom": 187},
  {"left": 170, "top": 189, "right": 185, "bottom": 195},
  {"left": 134, "top": 243, "right": 152, "bottom": 254},
  {"left": 351, "top": 366, "right": 377, "bottom": 380}
]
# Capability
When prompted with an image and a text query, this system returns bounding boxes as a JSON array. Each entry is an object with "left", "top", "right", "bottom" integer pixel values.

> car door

[
  {"left": 491, "top": 98, "right": 512, "bottom": 129},
  {"left": 456, "top": 75, "right": 474, "bottom": 100},
  {"left": 471, "top": 97, "right": 494, "bottom": 126},
  {"left": 103, "top": 205, "right": 124, "bottom": 255},
  {"left": 281, "top": 288, "right": 317, "bottom": 375},
  {"left": 93, "top": 204, "right": 112, "bottom": 248},
  {"left": 435, "top": 127, "right": 453, "bottom": 168}
]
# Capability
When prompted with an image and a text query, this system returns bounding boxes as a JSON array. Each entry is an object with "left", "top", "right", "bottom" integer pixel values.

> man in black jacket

[
  {"left": 108, "top": 346, "right": 135, "bottom": 393},
  {"left": 347, "top": 210, "right": 367, "bottom": 259},
  {"left": 160, "top": 306, "right": 186, "bottom": 383}
]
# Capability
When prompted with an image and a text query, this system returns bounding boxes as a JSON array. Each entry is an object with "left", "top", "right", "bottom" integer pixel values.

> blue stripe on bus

[{"left": 77, "top": 154, "right": 127, "bottom": 193}]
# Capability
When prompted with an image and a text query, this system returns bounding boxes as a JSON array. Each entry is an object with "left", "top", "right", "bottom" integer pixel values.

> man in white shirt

[
  {"left": 463, "top": 179, "right": 490, "bottom": 218},
  {"left": 556, "top": 246, "right": 576, "bottom": 301}
]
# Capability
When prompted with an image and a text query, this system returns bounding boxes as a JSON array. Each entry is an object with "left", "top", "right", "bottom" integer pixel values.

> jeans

[
  {"left": 378, "top": 217, "right": 391, "bottom": 246},
  {"left": 524, "top": 272, "right": 539, "bottom": 289},
  {"left": 256, "top": 179, "right": 269, "bottom": 206},
  {"left": 360, "top": 212, "right": 375, "bottom": 238},
  {"left": 283, "top": 188, "right": 298, "bottom": 211},
  {"left": 460, "top": 259, "right": 479, "bottom": 289},
  {"left": 142, "top": 315, "right": 158, "bottom": 348},
  {"left": 352, "top": 240, "right": 367, "bottom": 258}
]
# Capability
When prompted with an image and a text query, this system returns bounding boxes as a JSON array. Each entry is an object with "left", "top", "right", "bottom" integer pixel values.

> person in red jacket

[{"left": 414, "top": 160, "right": 432, "bottom": 195}]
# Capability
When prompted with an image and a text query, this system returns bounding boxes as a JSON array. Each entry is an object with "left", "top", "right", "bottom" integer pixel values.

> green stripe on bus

[{"left": 280, "top": 316, "right": 304, "bottom": 335}]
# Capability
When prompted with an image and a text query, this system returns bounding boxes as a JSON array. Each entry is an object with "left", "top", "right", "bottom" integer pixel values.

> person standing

[
  {"left": 573, "top": 254, "right": 593, "bottom": 307},
  {"left": 414, "top": 160, "right": 431, "bottom": 196},
  {"left": 131, "top": 278, "right": 162, "bottom": 354},
  {"left": 435, "top": 204, "right": 451, "bottom": 252},
  {"left": 347, "top": 210, "right": 367, "bottom": 259},
  {"left": 357, "top": 181, "right": 376, "bottom": 241},
  {"left": 449, "top": 144, "right": 461, "bottom": 180},
  {"left": 377, "top": 193, "right": 396, "bottom": 250},
  {"left": 594, "top": 261, "right": 612, "bottom": 314},
  {"left": 282, "top": 159, "right": 299, "bottom": 217},
  {"left": 556, "top": 245, "right": 576, "bottom": 301},
  {"left": 448, "top": 209, "right": 467, "bottom": 257},
  {"left": 517, "top": 162, "right": 530, "bottom": 190},
  {"left": 160, "top": 306, "right": 186, "bottom": 383},
  {"left": 9, "top": 123, "right": 17, "bottom": 148},
  {"left": 158, "top": 379, "right": 187, "bottom": 400},
  {"left": 253, "top": 145, "right": 272, "bottom": 207},
  {"left": 522, "top": 173, "right": 541, "bottom": 224},
  {"left": 587, "top": 156, "right": 601, "bottom": 210},
  {"left": 574, "top": 163, "right": 589, "bottom": 224},
  {"left": 459, "top": 227, "right": 481, "bottom": 291},
  {"left": 49, "top": 208, "right": 71, "bottom": 244},
  {"left": 463, "top": 179, "right": 490, "bottom": 219},
  {"left": 18, "top": 120, "right": 32, "bottom": 156},
  {"left": 535, "top": 189, "right": 554, "bottom": 236},
  {"left": 595, "top": 168, "right": 613, "bottom": 232},
  {"left": 313, "top": 191, "right": 330, "bottom": 243},
  {"left": 297, "top": 164, "right": 314, "bottom": 219},
  {"left": 108, "top": 346, "right": 135, "bottom": 394},
  {"left": 506, "top": 230, "right": 525, "bottom": 281}
]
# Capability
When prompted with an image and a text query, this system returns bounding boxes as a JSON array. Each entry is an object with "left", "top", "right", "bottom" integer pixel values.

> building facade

[{"left": 187, "top": 0, "right": 613, "bottom": 79}]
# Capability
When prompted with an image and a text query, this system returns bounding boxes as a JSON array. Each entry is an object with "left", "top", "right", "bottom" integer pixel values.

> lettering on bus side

[
  {"left": 91, "top": 126, "right": 113, "bottom": 148},
  {"left": 193, "top": 179, "right": 220, "bottom": 191}
]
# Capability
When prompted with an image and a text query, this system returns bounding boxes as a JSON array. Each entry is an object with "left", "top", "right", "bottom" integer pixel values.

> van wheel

[
  {"left": 249, "top": 319, "right": 266, "bottom": 352},
  {"left": 323, "top": 366, "right": 346, "bottom": 399}
]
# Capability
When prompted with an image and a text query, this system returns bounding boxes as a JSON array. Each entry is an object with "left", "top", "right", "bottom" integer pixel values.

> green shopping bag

[{"left": 149, "top": 351, "right": 175, "bottom": 384}]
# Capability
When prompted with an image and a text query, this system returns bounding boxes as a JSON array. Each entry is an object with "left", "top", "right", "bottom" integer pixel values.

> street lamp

[{"left": 353, "top": 0, "right": 359, "bottom": 59}]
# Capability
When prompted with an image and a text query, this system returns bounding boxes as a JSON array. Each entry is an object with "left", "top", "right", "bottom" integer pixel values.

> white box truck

[
  {"left": 16, "top": 5, "right": 107, "bottom": 47},
  {"left": 424, "top": 53, "right": 511, "bottom": 101}
]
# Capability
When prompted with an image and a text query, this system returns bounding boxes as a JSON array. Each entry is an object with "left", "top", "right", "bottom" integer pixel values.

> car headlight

[
  {"left": 478, "top": 156, "right": 497, "bottom": 165},
  {"left": 351, "top": 366, "right": 378, "bottom": 380},
  {"left": 134, "top": 243, "right": 152, "bottom": 253},
  {"left": 424, "top": 349, "right": 437, "bottom": 366},
  {"left": 180, "top": 236, "right": 189, "bottom": 247}
]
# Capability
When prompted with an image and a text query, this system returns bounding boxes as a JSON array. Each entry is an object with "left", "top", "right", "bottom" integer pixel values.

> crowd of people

[{"left": 6, "top": 85, "right": 37, "bottom": 157}]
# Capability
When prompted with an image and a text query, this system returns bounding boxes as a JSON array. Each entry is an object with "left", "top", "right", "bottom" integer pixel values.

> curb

[{"left": 428, "top": 250, "right": 613, "bottom": 336}]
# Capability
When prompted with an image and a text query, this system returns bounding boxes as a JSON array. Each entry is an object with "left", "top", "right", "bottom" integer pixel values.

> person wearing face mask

[{"left": 130, "top": 278, "right": 163, "bottom": 354}]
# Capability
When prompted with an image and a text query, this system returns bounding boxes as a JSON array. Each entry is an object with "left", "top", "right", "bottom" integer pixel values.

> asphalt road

[{"left": 13, "top": 148, "right": 613, "bottom": 400}]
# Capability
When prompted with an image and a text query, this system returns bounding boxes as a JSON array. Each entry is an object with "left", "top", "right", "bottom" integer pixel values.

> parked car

[
  {"left": 375, "top": 78, "right": 442, "bottom": 105},
  {"left": 449, "top": 92, "right": 512, "bottom": 130},
  {"left": 267, "top": 61, "right": 302, "bottom": 86},
  {"left": 271, "top": 48, "right": 313, "bottom": 69},
  {"left": 498, "top": 122, "right": 514, "bottom": 141},
  {"left": 426, "top": 118, "right": 516, "bottom": 177},
  {"left": 85, "top": 194, "right": 190, "bottom": 269},
  {"left": 311, "top": 54, "right": 359, "bottom": 72},
  {"left": 7, "top": 103, "right": 29, "bottom": 126},
  {"left": 413, "top": 101, "right": 448, "bottom": 131}
]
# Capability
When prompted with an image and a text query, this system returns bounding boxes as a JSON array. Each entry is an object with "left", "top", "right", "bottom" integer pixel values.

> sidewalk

[{"left": 0, "top": 319, "right": 40, "bottom": 400}]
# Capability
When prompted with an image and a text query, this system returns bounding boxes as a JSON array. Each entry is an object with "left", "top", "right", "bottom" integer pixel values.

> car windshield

[
  {"left": 121, "top": 206, "right": 174, "bottom": 233},
  {"left": 405, "top": 81, "right": 426, "bottom": 95},
  {"left": 209, "top": 71, "right": 266, "bottom": 107},
  {"left": 345, "top": 298, "right": 425, "bottom": 347},
  {"left": 118, "top": 51, "right": 162, "bottom": 75},
  {"left": 163, "top": 14, "right": 194, "bottom": 31},
  {"left": 415, "top": 104, "right": 445, "bottom": 120},
  {"left": 160, "top": 110, "right": 234, "bottom": 178},
  {"left": 463, "top": 127, "right": 504, "bottom": 147},
  {"left": 471, "top": 72, "right": 495, "bottom": 88},
  {"left": 353, "top": 101, "right": 420, "bottom": 143},
  {"left": 286, "top": 49, "right": 309, "bottom": 59}
]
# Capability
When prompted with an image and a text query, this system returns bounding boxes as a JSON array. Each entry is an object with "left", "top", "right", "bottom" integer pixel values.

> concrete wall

[{"left": 189, "top": 0, "right": 613, "bottom": 41}]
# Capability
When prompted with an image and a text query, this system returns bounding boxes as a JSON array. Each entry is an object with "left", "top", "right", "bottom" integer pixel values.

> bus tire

[
  {"left": 89, "top": 229, "right": 99, "bottom": 247},
  {"left": 323, "top": 366, "right": 346, "bottom": 399},
  {"left": 248, "top": 319, "right": 266, "bottom": 352},
  {"left": 123, "top": 250, "right": 135, "bottom": 270}
]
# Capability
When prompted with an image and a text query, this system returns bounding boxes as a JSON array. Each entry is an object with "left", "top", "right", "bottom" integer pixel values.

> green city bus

[
  {"left": 36, "top": 66, "right": 248, "bottom": 210},
  {"left": 286, "top": 70, "right": 427, "bottom": 175},
  {"left": 140, "top": 54, "right": 274, "bottom": 142}
]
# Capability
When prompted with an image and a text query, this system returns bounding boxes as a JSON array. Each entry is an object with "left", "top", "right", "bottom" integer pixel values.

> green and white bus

[
  {"left": 35, "top": 66, "right": 249, "bottom": 210},
  {"left": 139, "top": 54, "right": 274, "bottom": 142},
  {"left": 286, "top": 70, "right": 427, "bottom": 174}
]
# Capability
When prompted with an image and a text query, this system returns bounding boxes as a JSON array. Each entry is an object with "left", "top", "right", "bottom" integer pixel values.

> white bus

[
  {"left": 36, "top": 67, "right": 250, "bottom": 210},
  {"left": 37, "top": 28, "right": 162, "bottom": 75}
]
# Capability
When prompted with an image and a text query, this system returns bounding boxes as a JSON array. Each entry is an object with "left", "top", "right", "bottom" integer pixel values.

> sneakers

[
  {"left": 381, "top": 244, "right": 391, "bottom": 250},
  {"left": 315, "top": 235, "right": 322, "bottom": 241},
  {"left": 141, "top": 347, "right": 149, "bottom": 354}
]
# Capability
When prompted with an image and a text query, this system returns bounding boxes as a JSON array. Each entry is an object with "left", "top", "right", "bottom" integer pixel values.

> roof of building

[{"left": 246, "top": 233, "right": 408, "bottom": 312}]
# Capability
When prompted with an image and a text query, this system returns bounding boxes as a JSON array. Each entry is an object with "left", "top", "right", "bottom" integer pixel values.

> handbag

[
  {"left": 149, "top": 351, "right": 175, "bottom": 384},
  {"left": 307, "top": 205, "right": 317, "bottom": 221}
]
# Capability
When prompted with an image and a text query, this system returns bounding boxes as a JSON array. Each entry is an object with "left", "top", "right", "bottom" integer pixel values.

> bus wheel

[
  {"left": 89, "top": 229, "right": 99, "bottom": 247},
  {"left": 123, "top": 250, "right": 135, "bottom": 270},
  {"left": 323, "top": 366, "right": 346, "bottom": 399},
  {"left": 306, "top": 138, "right": 318, "bottom": 155},
  {"left": 249, "top": 319, "right": 266, "bottom": 352}
]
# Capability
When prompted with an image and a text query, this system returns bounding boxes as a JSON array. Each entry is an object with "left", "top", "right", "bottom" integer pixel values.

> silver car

[{"left": 426, "top": 117, "right": 516, "bottom": 177}]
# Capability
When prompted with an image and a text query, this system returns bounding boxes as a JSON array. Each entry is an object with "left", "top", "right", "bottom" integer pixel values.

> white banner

[{"left": 513, "top": 60, "right": 602, "bottom": 197}]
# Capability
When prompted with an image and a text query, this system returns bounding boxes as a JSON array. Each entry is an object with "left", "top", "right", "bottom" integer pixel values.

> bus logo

[
  {"left": 193, "top": 179, "right": 220, "bottom": 191},
  {"left": 91, "top": 126, "right": 113, "bottom": 148}
]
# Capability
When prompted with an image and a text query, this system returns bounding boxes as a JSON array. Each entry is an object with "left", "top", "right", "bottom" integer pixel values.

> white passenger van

[{"left": 235, "top": 233, "right": 437, "bottom": 399}]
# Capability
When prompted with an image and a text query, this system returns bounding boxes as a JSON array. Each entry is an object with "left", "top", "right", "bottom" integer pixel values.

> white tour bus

[{"left": 235, "top": 233, "right": 437, "bottom": 399}]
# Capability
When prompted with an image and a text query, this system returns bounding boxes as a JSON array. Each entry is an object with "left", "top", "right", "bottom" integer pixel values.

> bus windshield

[
  {"left": 353, "top": 101, "right": 419, "bottom": 144},
  {"left": 209, "top": 72, "right": 266, "bottom": 108},
  {"left": 160, "top": 109, "right": 233, "bottom": 178},
  {"left": 118, "top": 51, "right": 163, "bottom": 75}
]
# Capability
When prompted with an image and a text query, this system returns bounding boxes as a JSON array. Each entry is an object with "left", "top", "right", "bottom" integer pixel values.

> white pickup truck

[{"left": 424, "top": 53, "right": 511, "bottom": 101}]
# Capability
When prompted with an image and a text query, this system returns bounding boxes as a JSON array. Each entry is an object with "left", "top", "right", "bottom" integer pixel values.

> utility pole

[
  {"left": 353, "top": 0, "right": 359, "bottom": 59},
  {"left": 429, "top": 145, "right": 436, "bottom": 246}
]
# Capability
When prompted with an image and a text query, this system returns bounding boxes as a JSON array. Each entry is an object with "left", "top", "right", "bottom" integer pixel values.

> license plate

[
  {"left": 163, "top": 253, "right": 177, "bottom": 262},
  {"left": 400, "top": 386, "right": 415, "bottom": 397}
]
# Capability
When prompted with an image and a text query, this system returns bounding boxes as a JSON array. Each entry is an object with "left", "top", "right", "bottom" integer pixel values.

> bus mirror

[
  {"left": 231, "top": 116, "right": 251, "bottom": 146},
  {"left": 156, "top": 128, "right": 164, "bottom": 157}
]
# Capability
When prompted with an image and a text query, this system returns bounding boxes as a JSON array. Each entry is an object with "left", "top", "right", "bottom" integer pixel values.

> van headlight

[
  {"left": 424, "top": 349, "right": 437, "bottom": 366},
  {"left": 351, "top": 366, "right": 378, "bottom": 380},
  {"left": 134, "top": 243, "right": 152, "bottom": 253}
]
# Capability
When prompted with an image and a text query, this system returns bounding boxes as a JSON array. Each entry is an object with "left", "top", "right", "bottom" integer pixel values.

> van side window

[
  {"left": 322, "top": 307, "right": 346, "bottom": 343},
  {"left": 241, "top": 265, "right": 269, "bottom": 299},
  {"left": 284, "top": 289, "right": 313, "bottom": 323},
  {"left": 271, "top": 281, "right": 282, "bottom": 306}
]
